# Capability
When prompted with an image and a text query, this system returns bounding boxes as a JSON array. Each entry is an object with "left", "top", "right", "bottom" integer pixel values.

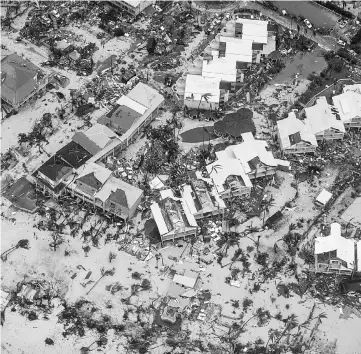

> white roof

[
  {"left": 121, "top": 0, "right": 143, "bottom": 8},
  {"left": 83, "top": 123, "right": 118, "bottom": 149},
  {"left": 305, "top": 97, "right": 345, "bottom": 135},
  {"left": 151, "top": 202, "right": 169, "bottom": 235},
  {"left": 116, "top": 95, "right": 147, "bottom": 115},
  {"left": 341, "top": 197, "right": 361, "bottom": 227},
  {"left": 77, "top": 162, "right": 112, "bottom": 185},
  {"left": 343, "top": 84, "right": 361, "bottom": 94},
  {"left": 316, "top": 189, "right": 333, "bottom": 205},
  {"left": 202, "top": 52, "right": 238, "bottom": 82},
  {"left": 184, "top": 74, "right": 221, "bottom": 103},
  {"left": 206, "top": 153, "right": 252, "bottom": 194},
  {"left": 127, "top": 82, "right": 164, "bottom": 112},
  {"left": 224, "top": 133, "right": 290, "bottom": 173},
  {"left": 151, "top": 190, "right": 198, "bottom": 236},
  {"left": 262, "top": 35, "right": 276, "bottom": 55},
  {"left": 236, "top": 18, "right": 268, "bottom": 44},
  {"left": 219, "top": 36, "right": 253, "bottom": 63},
  {"left": 277, "top": 112, "right": 318, "bottom": 149},
  {"left": 173, "top": 274, "right": 197, "bottom": 288},
  {"left": 94, "top": 176, "right": 142, "bottom": 206},
  {"left": 315, "top": 223, "right": 355, "bottom": 268},
  {"left": 332, "top": 91, "right": 361, "bottom": 124}
]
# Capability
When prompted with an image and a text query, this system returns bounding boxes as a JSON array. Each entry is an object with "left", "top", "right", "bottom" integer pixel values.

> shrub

[
  {"left": 243, "top": 297, "right": 253, "bottom": 310},
  {"left": 351, "top": 27, "right": 361, "bottom": 45},
  {"left": 315, "top": 1, "right": 354, "bottom": 19}
]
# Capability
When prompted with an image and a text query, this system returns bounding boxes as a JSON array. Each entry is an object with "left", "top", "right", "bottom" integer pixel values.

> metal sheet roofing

[
  {"left": 235, "top": 18, "right": 268, "bottom": 44},
  {"left": 332, "top": 91, "right": 361, "bottom": 124}
]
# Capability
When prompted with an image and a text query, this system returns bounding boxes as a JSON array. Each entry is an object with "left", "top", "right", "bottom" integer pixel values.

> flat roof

[
  {"left": 202, "top": 51, "right": 238, "bottom": 82},
  {"left": 219, "top": 36, "right": 253, "bottom": 63},
  {"left": 116, "top": 95, "right": 147, "bottom": 115},
  {"left": 277, "top": 112, "right": 318, "bottom": 150},
  {"left": 235, "top": 18, "right": 268, "bottom": 44},
  {"left": 332, "top": 91, "right": 361, "bottom": 124},
  {"left": 184, "top": 74, "right": 221, "bottom": 103},
  {"left": 316, "top": 189, "right": 333, "bottom": 205},
  {"left": 173, "top": 274, "right": 197, "bottom": 288}
]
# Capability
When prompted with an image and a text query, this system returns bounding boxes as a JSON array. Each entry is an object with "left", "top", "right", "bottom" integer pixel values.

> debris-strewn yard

[{"left": 2, "top": 1, "right": 361, "bottom": 354}]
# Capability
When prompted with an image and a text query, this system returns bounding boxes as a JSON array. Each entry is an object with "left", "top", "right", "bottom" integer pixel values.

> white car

[
  {"left": 304, "top": 19, "right": 312, "bottom": 29},
  {"left": 339, "top": 21, "right": 347, "bottom": 29},
  {"left": 337, "top": 39, "right": 346, "bottom": 47}
]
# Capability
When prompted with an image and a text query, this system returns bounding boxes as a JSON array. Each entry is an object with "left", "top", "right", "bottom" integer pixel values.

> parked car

[
  {"left": 339, "top": 20, "right": 347, "bottom": 29},
  {"left": 337, "top": 38, "right": 346, "bottom": 47},
  {"left": 304, "top": 19, "right": 312, "bottom": 29}
]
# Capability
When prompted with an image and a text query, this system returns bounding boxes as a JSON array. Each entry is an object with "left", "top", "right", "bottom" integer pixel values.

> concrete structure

[
  {"left": 223, "top": 133, "right": 290, "bottom": 179},
  {"left": 183, "top": 74, "right": 222, "bottom": 110},
  {"left": 305, "top": 97, "right": 345, "bottom": 141},
  {"left": 1, "top": 53, "right": 52, "bottom": 110},
  {"left": 181, "top": 171, "right": 226, "bottom": 219},
  {"left": 150, "top": 189, "right": 198, "bottom": 243},
  {"left": 277, "top": 112, "right": 318, "bottom": 155},
  {"left": 173, "top": 271, "right": 200, "bottom": 289},
  {"left": 315, "top": 189, "right": 333, "bottom": 208},
  {"left": 314, "top": 223, "right": 358, "bottom": 274},
  {"left": 332, "top": 89, "right": 361, "bottom": 129},
  {"left": 109, "top": 0, "right": 155, "bottom": 16},
  {"left": 206, "top": 150, "right": 253, "bottom": 200}
]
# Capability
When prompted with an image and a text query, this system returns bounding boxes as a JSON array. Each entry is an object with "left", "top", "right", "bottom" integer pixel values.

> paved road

[{"left": 191, "top": 1, "right": 340, "bottom": 52}]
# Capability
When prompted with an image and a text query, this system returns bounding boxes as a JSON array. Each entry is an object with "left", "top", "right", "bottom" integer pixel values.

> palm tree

[
  {"left": 274, "top": 314, "right": 299, "bottom": 347},
  {"left": 86, "top": 268, "right": 115, "bottom": 295},
  {"left": 1, "top": 239, "right": 30, "bottom": 261},
  {"left": 266, "top": 328, "right": 281, "bottom": 352},
  {"left": 197, "top": 93, "right": 212, "bottom": 118}
]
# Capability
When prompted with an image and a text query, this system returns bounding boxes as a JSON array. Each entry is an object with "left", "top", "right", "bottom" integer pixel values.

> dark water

[{"left": 273, "top": 1, "right": 337, "bottom": 29}]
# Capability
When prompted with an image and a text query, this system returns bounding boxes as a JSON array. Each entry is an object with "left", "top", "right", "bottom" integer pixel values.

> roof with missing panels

[
  {"left": 305, "top": 97, "right": 345, "bottom": 135},
  {"left": 277, "top": 112, "right": 318, "bottom": 149}
]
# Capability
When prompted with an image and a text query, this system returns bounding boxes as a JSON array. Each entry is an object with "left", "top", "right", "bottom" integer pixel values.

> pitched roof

[
  {"left": 37, "top": 156, "right": 72, "bottom": 182},
  {"left": 56, "top": 141, "right": 92, "bottom": 169},
  {"left": 76, "top": 162, "right": 112, "bottom": 190},
  {"left": 108, "top": 188, "right": 128, "bottom": 208},
  {"left": 94, "top": 176, "right": 143, "bottom": 209},
  {"left": 98, "top": 104, "right": 142, "bottom": 132},
  {"left": 277, "top": 112, "right": 318, "bottom": 149},
  {"left": 116, "top": 95, "right": 147, "bottom": 115},
  {"left": 72, "top": 132, "right": 101, "bottom": 155},
  {"left": 1, "top": 53, "right": 42, "bottom": 106},
  {"left": 305, "top": 97, "right": 345, "bottom": 135},
  {"left": 332, "top": 90, "right": 361, "bottom": 124},
  {"left": 127, "top": 82, "right": 163, "bottom": 109}
]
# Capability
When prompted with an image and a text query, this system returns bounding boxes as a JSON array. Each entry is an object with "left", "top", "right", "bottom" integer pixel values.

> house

[
  {"left": 234, "top": 18, "right": 268, "bottom": 45},
  {"left": 223, "top": 132, "right": 290, "bottom": 179},
  {"left": 150, "top": 189, "right": 198, "bottom": 243},
  {"left": 314, "top": 222, "right": 358, "bottom": 274},
  {"left": 181, "top": 171, "right": 226, "bottom": 219},
  {"left": 343, "top": 83, "right": 361, "bottom": 94},
  {"left": 315, "top": 189, "right": 333, "bottom": 208},
  {"left": 72, "top": 123, "right": 120, "bottom": 156},
  {"left": 173, "top": 270, "right": 200, "bottom": 289},
  {"left": 305, "top": 97, "right": 345, "bottom": 141},
  {"left": 70, "top": 162, "right": 143, "bottom": 220},
  {"left": 332, "top": 89, "right": 361, "bottom": 129},
  {"left": 217, "top": 36, "right": 253, "bottom": 64},
  {"left": 184, "top": 74, "right": 222, "bottom": 111},
  {"left": 109, "top": 0, "right": 155, "bottom": 16},
  {"left": 1, "top": 53, "right": 50, "bottom": 110},
  {"left": 97, "top": 82, "right": 164, "bottom": 143},
  {"left": 206, "top": 150, "right": 253, "bottom": 200},
  {"left": 34, "top": 141, "right": 92, "bottom": 198},
  {"left": 277, "top": 112, "right": 318, "bottom": 155},
  {"left": 341, "top": 197, "right": 361, "bottom": 229}
]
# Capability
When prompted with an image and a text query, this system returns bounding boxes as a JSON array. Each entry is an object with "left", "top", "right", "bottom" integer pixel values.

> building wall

[
  {"left": 37, "top": 169, "right": 72, "bottom": 188},
  {"left": 184, "top": 98, "right": 219, "bottom": 111},
  {"left": 315, "top": 128, "right": 344, "bottom": 141},
  {"left": 283, "top": 142, "right": 317, "bottom": 155},
  {"left": 105, "top": 199, "right": 130, "bottom": 220},
  {"left": 76, "top": 180, "right": 97, "bottom": 197},
  {"left": 161, "top": 228, "right": 198, "bottom": 242},
  {"left": 248, "top": 165, "right": 277, "bottom": 179},
  {"left": 220, "top": 186, "right": 251, "bottom": 199},
  {"left": 344, "top": 117, "right": 361, "bottom": 129}
]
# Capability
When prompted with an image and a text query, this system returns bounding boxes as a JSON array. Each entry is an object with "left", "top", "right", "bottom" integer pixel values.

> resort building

[
  {"left": 150, "top": 189, "right": 198, "bottom": 243},
  {"left": 277, "top": 111, "right": 318, "bottom": 155},
  {"left": 305, "top": 97, "right": 345, "bottom": 141},
  {"left": 181, "top": 171, "right": 226, "bottom": 219}
]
